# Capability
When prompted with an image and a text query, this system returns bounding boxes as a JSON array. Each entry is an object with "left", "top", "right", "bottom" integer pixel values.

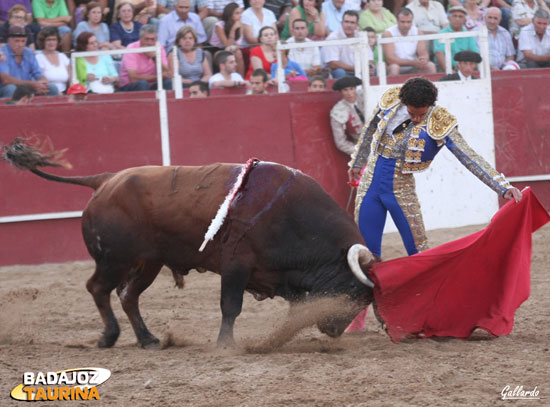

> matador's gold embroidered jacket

[{"left": 349, "top": 86, "right": 512, "bottom": 195}]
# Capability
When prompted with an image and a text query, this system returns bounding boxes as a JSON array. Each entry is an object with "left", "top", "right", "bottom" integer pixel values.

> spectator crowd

[{"left": 1, "top": 0, "right": 550, "bottom": 99}]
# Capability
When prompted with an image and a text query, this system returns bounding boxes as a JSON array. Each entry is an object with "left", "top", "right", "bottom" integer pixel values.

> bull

[{"left": 3, "top": 139, "right": 377, "bottom": 348}]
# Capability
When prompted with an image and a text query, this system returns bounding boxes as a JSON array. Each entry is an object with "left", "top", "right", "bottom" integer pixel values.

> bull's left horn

[{"left": 347, "top": 244, "right": 375, "bottom": 288}]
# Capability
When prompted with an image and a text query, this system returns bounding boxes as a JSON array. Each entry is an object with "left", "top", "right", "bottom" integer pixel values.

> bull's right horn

[{"left": 347, "top": 244, "right": 375, "bottom": 288}]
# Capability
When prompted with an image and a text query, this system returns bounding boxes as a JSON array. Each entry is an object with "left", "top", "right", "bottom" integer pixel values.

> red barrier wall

[{"left": 1, "top": 71, "right": 549, "bottom": 266}]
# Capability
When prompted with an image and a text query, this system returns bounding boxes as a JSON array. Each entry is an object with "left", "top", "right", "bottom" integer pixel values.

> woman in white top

[
  {"left": 241, "top": 0, "right": 277, "bottom": 47},
  {"left": 35, "top": 27, "right": 70, "bottom": 94}
]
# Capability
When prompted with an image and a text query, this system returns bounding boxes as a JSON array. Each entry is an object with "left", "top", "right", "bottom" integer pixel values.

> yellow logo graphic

[{"left": 10, "top": 367, "right": 111, "bottom": 402}]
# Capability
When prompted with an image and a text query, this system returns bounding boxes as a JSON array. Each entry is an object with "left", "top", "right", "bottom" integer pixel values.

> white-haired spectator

[
  {"left": 119, "top": 24, "right": 173, "bottom": 91},
  {"left": 510, "top": 0, "right": 550, "bottom": 38},
  {"left": 110, "top": 2, "right": 143, "bottom": 48},
  {"left": 158, "top": 0, "right": 207, "bottom": 53},
  {"left": 476, "top": 7, "right": 516, "bottom": 69},
  {"left": 517, "top": 9, "right": 550, "bottom": 68}
]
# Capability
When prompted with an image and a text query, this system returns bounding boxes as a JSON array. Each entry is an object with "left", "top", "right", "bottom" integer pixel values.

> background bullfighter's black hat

[
  {"left": 454, "top": 50, "right": 482, "bottom": 63},
  {"left": 332, "top": 76, "right": 362, "bottom": 91}
]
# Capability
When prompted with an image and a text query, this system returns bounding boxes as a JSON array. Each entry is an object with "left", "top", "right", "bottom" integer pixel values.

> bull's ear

[{"left": 359, "top": 252, "right": 381, "bottom": 271}]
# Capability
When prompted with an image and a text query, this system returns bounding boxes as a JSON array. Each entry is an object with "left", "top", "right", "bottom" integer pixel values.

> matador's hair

[{"left": 399, "top": 77, "right": 438, "bottom": 107}]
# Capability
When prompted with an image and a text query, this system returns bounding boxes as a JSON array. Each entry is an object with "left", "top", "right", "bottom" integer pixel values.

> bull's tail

[{"left": 2, "top": 137, "right": 114, "bottom": 190}]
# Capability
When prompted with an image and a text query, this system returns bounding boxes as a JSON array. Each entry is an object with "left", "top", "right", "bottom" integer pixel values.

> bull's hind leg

[
  {"left": 217, "top": 266, "right": 250, "bottom": 347},
  {"left": 86, "top": 262, "right": 126, "bottom": 348},
  {"left": 117, "top": 261, "right": 163, "bottom": 348}
]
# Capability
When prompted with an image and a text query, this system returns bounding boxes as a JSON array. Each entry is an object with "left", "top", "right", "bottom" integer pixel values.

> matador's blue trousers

[{"left": 357, "top": 156, "right": 427, "bottom": 258}]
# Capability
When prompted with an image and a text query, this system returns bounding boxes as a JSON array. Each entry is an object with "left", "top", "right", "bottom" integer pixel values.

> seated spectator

[
  {"left": 434, "top": 6, "right": 480, "bottom": 71},
  {"left": 358, "top": 0, "right": 396, "bottom": 33},
  {"left": 204, "top": 0, "right": 245, "bottom": 42},
  {"left": 286, "top": 18, "right": 323, "bottom": 77},
  {"left": 464, "top": 0, "right": 488, "bottom": 30},
  {"left": 307, "top": 74, "right": 326, "bottom": 91},
  {"left": 119, "top": 24, "right": 173, "bottom": 91},
  {"left": 0, "top": 0, "right": 33, "bottom": 25},
  {"left": 322, "top": 0, "right": 350, "bottom": 34},
  {"left": 491, "top": 0, "right": 513, "bottom": 30},
  {"left": 270, "top": 50, "right": 307, "bottom": 80},
  {"left": 245, "top": 25, "right": 277, "bottom": 79},
  {"left": 208, "top": 49, "right": 246, "bottom": 87},
  {"left": 247, "top": 67, "right": 268, "bottom": 94},
  {"left": 110, "top": 2, "right": 143, "bottom": 48},
  {"left": 406, "top": 0, "right": 448, "bottom": 34},
  {"left": 324, "top": 10, "right": 373, "bottom": 78},
  {"left": 35, "top": 26, "right": 70, "bottom": 93},
  {"left": 329, "top": 75, "right": 364, "bottom": 155},
  {"left": 5, "top": 83, "right": 35, "bottom": 104},
  {"left": 264, "top": 0, "right": 292, "bottom": 31},
  {"left": 76, "top": 32, "right": 118, "bottom": 93},
  {"left": 440, "top": 50, "right": 482, "bottom": 80},
  {"left": 73, "top": 2, "right": 115, "bottom": 49},
  {"left": 188, "top": 78, "right": 209, "bottom": 96},
  {"left": 241, "top": 0, "right": 277, "bottom": 47},
  {"left": 0, "top": 25, "right": 58, "bottom": 97},
  {"left": 209, "top": 2, "right": 245, "bottom": 76},
  {"left": 0, "top": 5, "right": 38, "bottom": 48},
  {"left": 67, "top": 82, "right": 88, "bottom": 101},
  {"left": 511, "top": 0, "right": 550, "bottom": 38},
  {"left": 158, "top": 0, "right": 207, "bottom": 53},
  {"left": 32, "top": 0, "right": 72, "bottom": 53},
  {"left": 478, "top": 7, "right": 516, "bottom": 69},
  {"left": 169, "top": 26, "right": 211, "bottom": 87},
  {"left": 280, "top": 0, "right": 327, "bottom": 40},
  {"left": 518, "top": 9, "right": 550, "bottom": 68},
  {"left": 382, "top": 8, "right": 436, "bottom": 76},
  {"left": 73, "top": 0, "right": 88, "bottom": 27},
  {"left": 364, "top": 26, "right": 379, "bottom": 66}
]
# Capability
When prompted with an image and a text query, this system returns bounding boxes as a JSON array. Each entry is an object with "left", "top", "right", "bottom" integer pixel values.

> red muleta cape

[{"left": 369, "top": 188, "right": 550, "bottom": 343}]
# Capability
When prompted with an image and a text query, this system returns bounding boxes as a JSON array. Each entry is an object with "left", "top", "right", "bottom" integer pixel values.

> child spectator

[{"left": 307, "top": 74, "right": 326, "bottom": 91}]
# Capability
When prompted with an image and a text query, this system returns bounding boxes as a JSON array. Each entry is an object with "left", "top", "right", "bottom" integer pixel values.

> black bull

[{"left": 4, "top": 144, "right": 377, "bottom": 347}]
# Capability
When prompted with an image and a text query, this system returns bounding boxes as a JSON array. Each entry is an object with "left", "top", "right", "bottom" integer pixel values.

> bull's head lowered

[{"left": 315, "top": 244, "right": 379, "bottom": 338}]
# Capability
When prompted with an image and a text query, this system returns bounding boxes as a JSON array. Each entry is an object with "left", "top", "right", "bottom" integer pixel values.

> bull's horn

[{"left": 347, "top": 244, "right": 375, "bottom": 288}]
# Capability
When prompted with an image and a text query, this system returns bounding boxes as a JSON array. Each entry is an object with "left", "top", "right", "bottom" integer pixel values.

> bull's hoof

[
  {"left": 216, "top": 337, "right": 236, "bottom": 349},
  {"left": 97, "top": 334, "right": 118, "bottom": 348},
  {"left": 139, "top": 336, "right": 160, "bottom": 349}
]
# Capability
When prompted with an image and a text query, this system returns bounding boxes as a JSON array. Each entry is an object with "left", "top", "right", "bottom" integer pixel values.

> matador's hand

[
  {"left": 504, "top": 187, "right": 522, "bottom": 202},
  {"left": 348, "top": 167, "right": 361, "bottom": 183}
]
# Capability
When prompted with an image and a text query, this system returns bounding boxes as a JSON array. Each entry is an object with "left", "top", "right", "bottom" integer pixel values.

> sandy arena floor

[{"left": 1, "top": 224, "right": 548, "bottom": 406}]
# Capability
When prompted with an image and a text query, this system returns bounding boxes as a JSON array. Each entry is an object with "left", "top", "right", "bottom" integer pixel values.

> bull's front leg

[{"left": 217, "top": 266, "right": 249, "bottom": 347}]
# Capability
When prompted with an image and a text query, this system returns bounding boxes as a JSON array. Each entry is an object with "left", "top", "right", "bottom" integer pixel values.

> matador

[{"left": 348, "top": 77, "right": 522, "bottom": 258}]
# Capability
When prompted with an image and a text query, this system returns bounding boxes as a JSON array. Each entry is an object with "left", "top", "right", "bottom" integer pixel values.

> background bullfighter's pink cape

[{"left": 369, "top": 188, "right": 550, "bottom": 343}]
